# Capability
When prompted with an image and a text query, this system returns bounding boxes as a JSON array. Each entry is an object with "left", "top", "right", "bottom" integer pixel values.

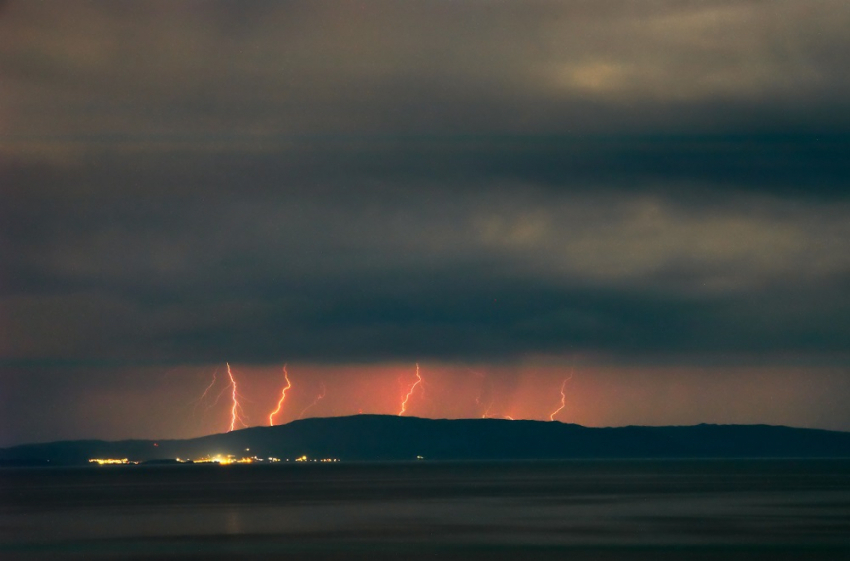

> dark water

[{"left": 2, "top": 460, "right": 850, "bottom": 560}]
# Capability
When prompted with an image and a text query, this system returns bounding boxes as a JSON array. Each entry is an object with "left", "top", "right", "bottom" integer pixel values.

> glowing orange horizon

[
  {"left": 269, "top": 364, "right": 292, "bottom": 426},
  {"left": 398, "top": 363, "right": 423, "bottom": 416},
  {"left": 159, "top": 362, "right": 838, "bottom": 441},
  {"left": 195, "top": 363, "right": 582, "bottom": 431}
]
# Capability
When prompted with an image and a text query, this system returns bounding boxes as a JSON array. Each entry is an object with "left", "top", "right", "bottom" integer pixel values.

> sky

[{"left": 1, "top": 0, "right": 850, "bottom": 446}]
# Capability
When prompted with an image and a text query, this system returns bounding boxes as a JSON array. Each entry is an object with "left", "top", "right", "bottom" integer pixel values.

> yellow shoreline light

[{"left": 88, "top": 458, "right": 137, "bottom": 465}]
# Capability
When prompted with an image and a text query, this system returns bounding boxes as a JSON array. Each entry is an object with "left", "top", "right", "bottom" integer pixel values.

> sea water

[{"left": 2, "top": 459, "right": 849, "bottom": 560}]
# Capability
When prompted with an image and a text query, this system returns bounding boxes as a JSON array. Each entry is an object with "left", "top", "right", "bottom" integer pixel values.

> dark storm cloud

[
  {"left": 2, "top": 0, "right": 850, "bottom": 366},
  {"left": 3, "top": 0, "right": 850, "bottom": 137},
  {"left": 3, "top": 147, "right": 849, "bottom": 364}
]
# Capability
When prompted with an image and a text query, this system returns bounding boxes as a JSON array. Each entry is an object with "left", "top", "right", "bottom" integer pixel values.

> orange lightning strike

[
  {"left": 398, "top": 363, "right": 423, "bottom": 416},
  {"left": 481, "top": 400, "right": 494, "bottom": 419},
  {"left": 192, "top": 368, "right": 218, "bottom": 415},
  {"left": 548, "top": 372, "right": 573, "bottom": 422},
  {"left": 470, "top": 369, "right": 493, "bottom": 418},
  {"left": 298, "top": 381, "right": 327, "bottom": 419},
  {"left": 269, "top": 364, "right": 292, "bottom": 426},
  {"left": 226, "top": 362, "right": 248, "bottom": 432}
]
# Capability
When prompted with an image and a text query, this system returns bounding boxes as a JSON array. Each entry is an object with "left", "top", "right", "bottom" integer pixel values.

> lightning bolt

[
  {"left": 298, "top": 381, "right": 327, "bottom": 419},
  {"left": 504, "top": 415, "right": 514, "bottom": 420},
  {"left": 226, "top": 362, "right": 248, "bottom": 432},
  {"left": 398, "top": 363, "right": 423, "bottom": 416},
  {"left": 470, "top": 369, "right": 484, "bottom": 407},
  {"left": 548, "top": 371, "right": 574, "bottom": 422},
  {"left": 210, "top": 381, "right": 230, "bottom": 409},
  {"left": 191, "top": 368, "right": 219, "bottom": 415},
  {"left": 269, "top": 364, "right": 292, "bottom": 426},
  {"left": 469, "top": 368, "right": 493, "bottom": 418},
  {"left": 481, "top": 399, "right": 494, "bottom": 419}
]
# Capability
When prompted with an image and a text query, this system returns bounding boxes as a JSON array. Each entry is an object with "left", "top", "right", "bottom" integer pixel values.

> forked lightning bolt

[
  {"left": 192, "top": 368, "right": 218, "bottom": 415},
  {"left": 226, "top": 362, "right": 248, "bottom": 432},
  {"left": 199, "top": 369, "right": 218, "bottom": 400},
  {"left": 398, "top": 363, "right": 423, "bottom": 416},
  {"left": 298, "top": 381, "right": 327, "bottom": 419},
  {"left": 269, "top": 364, "right": 292, "bottom": 426}
]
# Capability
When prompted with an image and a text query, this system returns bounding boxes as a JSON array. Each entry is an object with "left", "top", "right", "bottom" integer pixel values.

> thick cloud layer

[
  {"left": 2, "top": 0, "right": 850, "bottom": 365},
  {"left": 3, "top": 145, "right": 849, "bottom": 364},
  {"left": 3, "top": 1, "right": 850, "bottom": 137},
  {"left": 1, "top": 1, "right": 849, "bottom": 442}
]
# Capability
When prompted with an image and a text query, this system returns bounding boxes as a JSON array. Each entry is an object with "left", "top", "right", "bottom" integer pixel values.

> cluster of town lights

[
  {"left": 295, "top": 455, "right": 339, "bottom": 462},
  {"left": 89, "top": 454, "right": 339, "bottom": 465},
  {"left": 88, "top": 458, "right": 138, "bottom": 465}
]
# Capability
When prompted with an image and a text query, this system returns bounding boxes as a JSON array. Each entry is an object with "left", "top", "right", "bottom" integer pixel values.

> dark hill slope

[{"left": 3, "top": 415, "right": 850, "bottom": 465}]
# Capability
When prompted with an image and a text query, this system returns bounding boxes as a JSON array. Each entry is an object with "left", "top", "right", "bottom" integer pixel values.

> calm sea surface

[{"left": 2, "top": 460, "right": 850, "bottom": 560}]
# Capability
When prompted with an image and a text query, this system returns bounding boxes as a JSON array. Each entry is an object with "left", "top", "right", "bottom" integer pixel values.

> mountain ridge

[{"left": 3, "top": 415, "right": 850, "bottom": 465}]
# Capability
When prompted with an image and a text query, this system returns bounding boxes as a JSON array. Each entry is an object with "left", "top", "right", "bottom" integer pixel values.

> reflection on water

[{"left": 2, "top": 460, "right": 850, "bottom": 559}]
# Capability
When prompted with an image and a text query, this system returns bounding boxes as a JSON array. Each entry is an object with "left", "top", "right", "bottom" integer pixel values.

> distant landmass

[{"left": 3, "top": 415, "right": 850, "bottom": 465}]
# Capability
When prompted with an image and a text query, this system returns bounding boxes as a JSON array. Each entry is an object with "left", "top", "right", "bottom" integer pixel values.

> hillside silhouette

[{"left": 3, "top": 415, "right": 850, "bottom": 465}]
